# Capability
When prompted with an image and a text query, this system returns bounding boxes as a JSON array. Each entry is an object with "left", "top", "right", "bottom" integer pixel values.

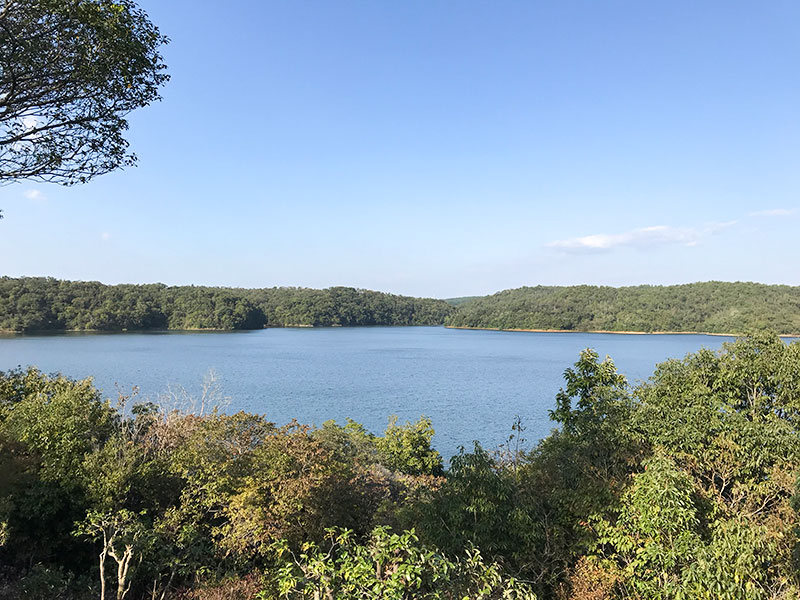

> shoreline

[
  {"left": 0, "top": 324, "right": 435, "bottom": 335},
  {"left": 445, "top": 325, "right": 800, "bottom": 338},
  {"left": 2, "top": 325, "right": 798, "bottom": 338},
  {"left": 0, "top": 327, "right": 241, "bottom": 335}
]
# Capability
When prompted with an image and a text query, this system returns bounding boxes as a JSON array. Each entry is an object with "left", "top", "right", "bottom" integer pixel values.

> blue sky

[{"left": 1, "top": 1, "right": 798, "bottom": 298}]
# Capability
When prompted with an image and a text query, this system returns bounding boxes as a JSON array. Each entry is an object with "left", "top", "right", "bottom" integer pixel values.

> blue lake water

[{"left": 0, "top": 326, "right": 743, "bottom": 458}]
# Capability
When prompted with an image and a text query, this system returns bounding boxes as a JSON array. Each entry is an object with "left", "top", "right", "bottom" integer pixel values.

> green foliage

[
  {"left": 591, "top": 452, "right": 786, "bottom": 599},
  {"left": 0, "top": 369, "right": 450, "bottom": 597},
  {"left": 444, "top": 296, "right": 482, "bottom": 307},
  {"left": 550, "top": 349, "right": 630, "bottom": 436},
  {"left": 314, "top": 418, "right": 379, "bottom": 466},
  {"left": 635, "top": 333, "right": 800, "bottom": 515},
  {"left": 1, "top": 374, "right": 115, "bottom": 483},
  {"left": 3, "top": 336, "right": 800, "bottom": 599},
  {"left": 315, "top": 416, "right": 444, "bottom": 477},
  {"left": 421, "top": 442, "right": 529, "bottom": 561},
  {"left": 376, "top": 416, "right": 444, "bottom": 476},
  {"left": 0, "top": 0, "right": 169, "bottom": 186},
  {"left": 0, "top": 277, "right": 454, "bottom": 332},
  {"left": 445, "top": 282, "right": 800, "bottom": 334},
  {"left": 81, "top": 423, "right": 180, "bottom": 515},
  {"left": 0, "top": 564, "right": 92, "bottom": 600},
  {"left": 0, "top": 368, "right": 117, "bottom": 570},
  {"left": 74, "top": 508, "right": 153, "bottom": 600},
  {"left": 581, "top": 335, "right": 800, "bottom": 598},
  {"left": 592, "top": 452, "right": 703, "bottom": 598},
  {"left": 420, "top": 337, "right": 800, "bottom": 598},
  {"left": 267, "top": 526, "right": 536, "bottom": 600},
  {"left": 219, "top": 422, "right": 368, "bottom": 556}
]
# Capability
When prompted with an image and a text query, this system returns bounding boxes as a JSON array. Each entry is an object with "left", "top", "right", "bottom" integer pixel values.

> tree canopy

[
  {"left": 0, "top": 0, "right": 169, "bottom": 186},
  {"left": 445, "top": 282, "right": 800, "bottom": 335},
  {"left": 0, "top": 277, "right": 455, "bottom": 332}
]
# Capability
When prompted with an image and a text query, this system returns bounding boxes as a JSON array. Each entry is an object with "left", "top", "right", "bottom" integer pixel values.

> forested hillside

[
  {"left": 2, "top": 334, "right": 800, "bottom": 598},
  {"left": 445, "top": 282, "right": 800, "bottom": 334},
  {"left": 7, "top": 278, "right": 800, "bottom": 335},
  {"left": 0, "top": 278, "right": 453, "bottom": 332},
  {"left": 445, "top": 296, "right": 481, "bottom": 306}
]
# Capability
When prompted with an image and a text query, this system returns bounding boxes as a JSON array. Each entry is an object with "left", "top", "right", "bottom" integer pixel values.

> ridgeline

[
  {"left": 0, "top": 277, "right": 453, "bottom": 332},
  {"left": 444, "top": 282, "right": 800, "bottom": 335},
  {"left": 4, "top": 279, "right": 800, "bottom": 335}
]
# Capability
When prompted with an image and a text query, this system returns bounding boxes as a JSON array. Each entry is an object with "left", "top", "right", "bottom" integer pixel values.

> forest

[
  {"left": 5, "top": 279, "right": 800, "bottom": 336},
  {"left": 445, "top": 282, "right": 800, "bottom": 334},
  {"left": 2, "top": 333, "right": 799, "bottom": 599},
  {"left": 0, "top": 278, "right": 454, "bottom": 332}
]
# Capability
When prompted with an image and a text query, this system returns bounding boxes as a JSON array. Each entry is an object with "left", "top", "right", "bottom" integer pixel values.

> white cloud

[
  {"left": 748, "top": 208, "right": 795, "bottom": 217},
  {"left": 546, "top": 221, "right": 737, "bottom": 254},
  {"left": 23, "top": 189, "right": 46, "bottom": 203},
  {"left": 101, "top": 232, "right": 111, "bottom": 241}
]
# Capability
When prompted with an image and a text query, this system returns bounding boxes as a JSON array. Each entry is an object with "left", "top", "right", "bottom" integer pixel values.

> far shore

[
  {"left": 2, "top": 325, "right": 798, "bottom": 338},
  {"left": 0, "top": 327, "right": 239, "bottom": 335},
  {"left": 445, "top": 325, "right": 800, "bottom": 338}
]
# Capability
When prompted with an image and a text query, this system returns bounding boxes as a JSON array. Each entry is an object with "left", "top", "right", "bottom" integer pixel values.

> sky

[{"left": 1, "top": 0, "right": 799, "bottom": 298}]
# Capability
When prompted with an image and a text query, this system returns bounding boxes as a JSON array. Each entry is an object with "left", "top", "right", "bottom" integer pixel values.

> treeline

[
  {"left": 0, "top": 277, "right": 454, "bottom": 332},
  {"left": 8, "top": 278, "right": 800, "bottom": 335},
  {"left": 445, "top": 281, "right": 800, "bottom": 334},
  {"left": 2, "top": 334, "right": 800, "bottom": 599}
]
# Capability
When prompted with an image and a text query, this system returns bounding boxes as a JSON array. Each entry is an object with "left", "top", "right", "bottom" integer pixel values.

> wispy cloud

[
  {"left": 101, "top": 232, "right": 111, "bottom": 241},
  {"left": 23, "top": 189, "right": 46, "bottom": 203},
  {"left": 748, "top": 208, "right": 795, "bottom": 217},
  {"left": 546, "top": 221, "right": 737, "bottom": 254}
]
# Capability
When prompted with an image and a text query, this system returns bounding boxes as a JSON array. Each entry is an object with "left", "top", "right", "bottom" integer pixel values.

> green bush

[{"left": 265, "top": 526, "right": 536, "bottom": 600}]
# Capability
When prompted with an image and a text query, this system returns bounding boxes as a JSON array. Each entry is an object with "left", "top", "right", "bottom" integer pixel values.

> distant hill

[
  {"left": 6, "top": 279, "right": 797, "bottom": 336},
  {"left": 0, "top": 277, "right": 454, "bottom": 332},
  {"left": 444, "top": 282, "right": 800, "bottom": 335}
]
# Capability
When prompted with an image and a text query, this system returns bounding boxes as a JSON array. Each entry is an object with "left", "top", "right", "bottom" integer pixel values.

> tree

[
  {"left": 0, "top": 368, "right": 117, "bottom": 569},
  {"left": 75, "top": 509, "right": 151, "bottom": 600},
  {"left": 0, "top": 0, "right": 169, "bottom": 188},
  {"left": 375, "top": 416, "right": 444, "bottom": 476}
]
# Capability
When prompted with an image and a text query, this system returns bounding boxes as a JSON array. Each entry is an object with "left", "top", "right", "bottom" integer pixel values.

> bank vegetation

[{"left": 2, "top": 334, "right": 800, "bottom": 598}]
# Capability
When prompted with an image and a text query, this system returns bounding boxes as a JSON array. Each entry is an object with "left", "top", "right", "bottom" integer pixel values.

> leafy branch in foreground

[{"left": 0, "top": 0, "right": 169, "bottom": 185}]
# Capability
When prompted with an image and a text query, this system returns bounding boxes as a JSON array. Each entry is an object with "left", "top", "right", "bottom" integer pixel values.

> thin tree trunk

[
  {"left": 110, "top": 543, "right": 134, "bottom": 600},
  {"left": 157, "top": 569, "right": 176, "bottom": 600},
  {"left": 99, "top": 540, "right": 108, "bottom": 600}
]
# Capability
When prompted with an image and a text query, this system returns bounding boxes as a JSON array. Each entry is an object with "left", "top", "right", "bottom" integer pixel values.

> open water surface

[{"left": 0, "top": 326, "right": 745, "bottom": 458}]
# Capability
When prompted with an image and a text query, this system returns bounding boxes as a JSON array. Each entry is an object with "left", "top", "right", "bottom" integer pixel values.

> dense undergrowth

[{"left": 2, "top": 333, "right": 800, "bottom": 599}]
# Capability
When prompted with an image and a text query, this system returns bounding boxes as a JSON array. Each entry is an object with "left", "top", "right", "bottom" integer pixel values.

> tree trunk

[
  {"left": 99, "top": 532, "right": 109, "bottom": 600},
  {"left": 99, "top": 549, "right": 107, "bottom": 600}
]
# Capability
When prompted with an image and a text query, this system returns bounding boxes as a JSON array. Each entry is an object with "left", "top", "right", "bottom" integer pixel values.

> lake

[{"left": 0, "top": 326, "right": 742, "bottom": 458}]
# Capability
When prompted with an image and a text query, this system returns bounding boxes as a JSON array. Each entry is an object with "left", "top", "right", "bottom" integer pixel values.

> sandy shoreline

[
  {"left": 1, "top": 326, "right": 798, "bottom": 338},
  {"left": 445, "top": 326, "right": 800, "bottom": 338}
]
